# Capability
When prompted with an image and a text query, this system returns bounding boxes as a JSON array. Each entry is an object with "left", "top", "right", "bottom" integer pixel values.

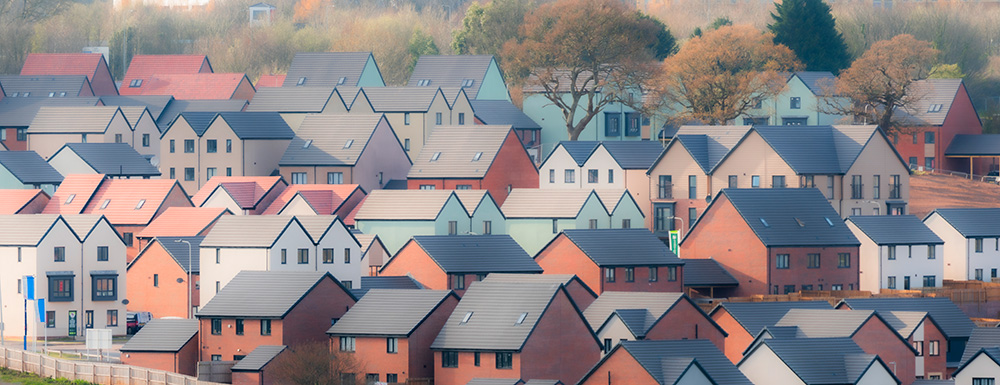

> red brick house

[
  {"left": 708, "top": 301, "right": 833, "bottom": 363},
  {"left": 0, "top": 189, "right": 49, "bottom": 214},
  {"left": 120, "top": 55, "right": 213, "bottom": 96},
  {"left": 196, "top": 271, "right": 356, "bottom": 362},
  {"left": 120, "top": 319, "right": 199, "bottom": 376},
  {"left": 430, "top": 279, "right": 602, "bottom": 385},
  {"left": 577, "top": 339, "right": 751, "bottom": 385},
  {"left": 890, "top": 79, "right": 983, "bottom": 174},
  {"left": 260, "top": 184, "right": 366, "bottom": 217},
  {"left": 191, "top": 176, "right": 287, "bottom": 215},
  {"left": 20, "top": 53, "right": 118, "bottom": 96},
  {"left": 126, "top": 236, "right": 203, "bottom": 319},
  {"left": 230, "top": 345, "right": 287, "bottom": 385},
  {"left": 380, "top": 235, "right": 543, "bottom": 295},
  {"left": 876, "top": 311, "right": 950, "bottom": 380},
  {"left": 680, "top": 188, "right": 861, "bottom": 297},
  {"left": 406, "top": 125, "right": 538, "bottom": 205},
  {"left": 582, "top": 292, "right": 727, "bottom": 353},
  {"left": 534, "top": 229, "right": 684, "bottom": 295},
  {"left": 328, "top": 289, "right": 460, "bottom": 384}
]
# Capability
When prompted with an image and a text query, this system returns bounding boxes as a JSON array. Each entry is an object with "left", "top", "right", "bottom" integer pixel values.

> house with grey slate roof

[
  {"left": 924, "top": 208, "right": 1000, "bottom": 283},
  {"left": 469, "top": 99, "right": 542, "bottom": 162},
  {"left": 230, "top": 345, "right": 287, "bottom": 385},
  {"left": 120, "top": 319, "right": 200, "bottom": 376},
  {"left": 737, "top": 337, "right": 901, "bottom": 385},
  {"left": 708, "top": 300, "right": 833, "bottom": 362},
  {"left": 349, "top": 86, "right": 474, "bottom": 158},
  {"left": 582, "top": 291, "right": 727, "bottom": 354},
  {"left": 0, "top": 75, "right": 95, "bottom": 98},
  {"left": 246, "top": 86, "right": 357, "bottom": 129},
  {"left": 27, "top": 105, "right": 134, "bottom": 159},
  {"left": 283, "top": 52, "right": 385, "bottom": 88},
  {"left": 952, "top": 347, "right": 1000, "bottom": 385},
  {"left": 408, "top": 55, "right": 509, "bottom": 101},
  {"left": 0, "top": 96, "right": 101, "bottom": 151},
  {"left": 48, "top": 143, "right": 160, "bottom": 179},
  {"left": 578, "top": 339, "right": 751, "bottom": 385},
  {"left": 0, "top": 150, "right": 63, "bottom": 193},
  {"left": 894, "top": 79, "right": 983, "bottom": 175},
  {"left": 739, "top": 71, "right": 847, "bottom": 126},
  {"left": 846, "top": 215, "right": 945, "bottom": 293},
  {"left": 127, "top": 236, "right": 204, "bottom": 319}
]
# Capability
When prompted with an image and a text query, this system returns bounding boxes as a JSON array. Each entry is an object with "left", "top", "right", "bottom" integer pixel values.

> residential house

[
  {"left": 134, "top": 206, "right": 230, "bottom": 251},
  {"left": 0, "top": 75, "right": 95, "bottom": 98},
  {"left": 48, "top": 143, "right": 160, "bottom": 179},
  {"left": 350, "top": 87, "right": 473, "bottom": 157},
  {"left": 408, "top": 55, "right": 511, "bottom": 101},
  {"left": 119, "top": 106, "right": 161, "bottom": 164},
  {"left": 535, "top": 229, "right": 684, "bottom": 294},
  {"left": 261, "top": 183, "right": 366, "bottom": 218},
  {"left": 27, "top": 106, "right": 132, "bottom": 159},
  {"left": 354, "top": 234, "right": 389, "bottom": 276},
  {"left": 350, "top": 275, "right": 423, "bottom": 298},
  {"left": 230, "top": 345, "right": 287, "bottom": 385},
  {"left": 380, "top": 235, "right": 542, "bottom": 294},
  {"left": 195, "top": 271, "right": 356, "bottom": 361},
  {"left": 283, "top": 52, "right": 385, "bottom": 88},
  {"left": 846, "top": 215, "right": 945, "bottom": 293},
  {"left": 582, "top": 292, "right": 726, "bottom": 354},
  {"left": 0, "top": 214, "right": 127, "bottom": 338},
  {"left": 0, "top": 97, "right": 102, "bottom": 151},
  {"left": 838, "top": 297, "right": 977, "bottom": 372},
  {"left": 482, "top": 273, "right": 598, "bottom": 310},
  {"left": 407, "top": 125, "right": 538, "bottom": 204},
  {"left": 120, "top": 55, "right": 213, "bottom": 96},
  {"left": 577, "top": 340, "right": 752, "bottom": 385},
  {"left": 160, "top": 112, "right": 294, "bottom": 193},
  {"left": 20, "top": 53, "right": 118, "bottom": 96},
  {"left": 190, "top": 176, "right": 287, "bottom": 215},
  {"left": 328, "top": 289, "right": 460, "bottom": 384},
  {"left": 0, "top": 189, "right": 50, "bottom": 214},
  {"left": 430, "top": 280, "right": 602, "bottom": 385},
  {"left": 892, "top": 79, "right": 982, "bottom": 174},
  {"left": 154, "top": 99, "right": 248, "bottom": 131},
  {"left": 120, "top": 319, "right": 199, "bottom": 376},
  {"left": 452, "top": 190, "right": 505, "bottom": 237},
  {"left": 739, "top": 71, "right": 846, "bottom": 126},
  {"left": 98, "top": 95, "right": 174, "bottom": 127},
  {"left": 127, "top": 236, "right": 203, "bottom": 318},
  {"left": 501, "top": 189, "right": 646, "bottom": 255},
  {"left": 875, "top": 311, "right": 950, "bottom": 380},
  {"left": 353, "top": 190, "right": 472, "bottom": 253},
  {"left": 708, "top": 301, "right": 834, "bottom": 363},
  {"left": 469, "top": 100, "right": 543, "bottom": 162},
  {"left": 953, "top": 328, "right": 1000, "bottom": 383},
  {"left": 123, "top": 73, "right": 256, "bottom": 101},
  {"left": 680, "top": 188, "right": 861, "bottom": 297},
  {"left": 278, "top": 114, "right": 411, "bottom": 192},
  {"left": 738, "top": 338, "right": 901, "bottom": 385},
  {"left": 681, "top": 259, "right": 739, "bottom": 299},
  {"left": 246, "top": 86, "right": 357, "bottom": 129},
  {"left": 42, "top": 174, "right": 194, "bottom": 261},
  {"left": 0, "top": 151, "right": 63, "bottom": 193},
  {"left": 923, "top": 208, "right": 1000, "bottom": 282},
  {"left": 255, "top": 74, "right": 285, "bottom": 88}
]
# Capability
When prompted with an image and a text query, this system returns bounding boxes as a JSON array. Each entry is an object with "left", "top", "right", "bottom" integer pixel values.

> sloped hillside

[{"left": 909, "top": 173, "right": 1000, "bottom": 217}]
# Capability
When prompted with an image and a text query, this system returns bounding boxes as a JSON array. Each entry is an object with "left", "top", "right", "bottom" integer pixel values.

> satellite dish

[
  {"left": 122, "top": 299, "right": 129, "bottom": 305},
  {"left": 177, "top": 277, "right": 185, "bottom": 283}
]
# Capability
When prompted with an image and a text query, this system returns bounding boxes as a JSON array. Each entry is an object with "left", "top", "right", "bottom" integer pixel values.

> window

[
  {"left": 790, "top": 97, "right": 801, "bottom": 109},
  {"left": 366, "top": 374, "right": 379, "bottom": 383},
  {"left": 649, "top": 267, "right": 658, "bottom": 282},
  {"left": 852, "top": 208, "right": 862, "bottom": 216},
  {"left": 976, "top": 238, "right": 984, "bottom": 253},
  {"left": 552, "top": 219, "right": 558, "bottom": 233},
  {"left": 211, "top": 355, "right": 221, "bottom": 361},
  {"left": 93, "top": 245, "right": 109, "bottom": 262},
  {"left": 129, "top": 79, "right": 142, "bottom": 87},
  {"left": 327, "top": 172, "right": 343, "bottom": 184},
  {"left": 216, "top": 281, "right": 220, "bottom": 293},
  {"left": 442, "top": 351, "right": 459, "bottom": 368},
  {"left": 928, "top": 245, "right": 936, "bottom": 259},
  {"left": 925, "top": 131, "right": 935, "bottom": 144},
  {"left": 235, "top": 319, "right": 244, "bottom": 335},
  {"left": 588, "top": 169, "right": 599, "bottom": 183},
  {"left": 404, "top": 113, "right": 411, "bottom": 125},
  {"left": 888, "top": 246, "right": 896, "bottom": 260},
  {"left": 888, "top": 276, "right": 896, "bottom": 289},
  {"left": 926, "top": 157, "right": 935, "bottom": 169},
  {"left": 838, "top": 253, "right": 851, "bottom": 268},
  {"left": 548, "top": 169, "right": 555, "bottom": 183},
  {"left": 114, "top": 133, "right": 123, "bottom": 143},
  {"left": 206, "top": 139, "right": 217, "bottom": 153},
  {"left": 226, "top": 139, "right": 232, "bottom": 153},
  {"left": 605, "top": 267, "right": 616, "bottom": 283},
  {"left": 608, "top": 169, "right": 614, "bottom": 184},
  {"left": 215, "top": 249, "right": 221, "bottom": 264},
  {"left": 923, "top": 275, "right": 936, "bottom": 287},
  {"left": 206, "top": 168, "right": 216, "bottom": 180},
  {"left": 169, "top": 168, "right": 175, "bottom": 179},
  {"left": 688, "top": 175, "right": 697, "bottom": 199},
  {"left": 851, "top": 175, "right": 863, "bottom": 199},
  {"left": 912, "top": 134, "right": 918, "bottom": 144},
  {"left": 625, "top": 267, "right": 635, "bottom": 282},
  {"left": 419, "top": 185, "right": 435, "bottom": 190},
  {"left": 281, "top": 249, "right": 287, "bottom": 264},
  {"left": 654, "top": 204, "right": 675, "bottom": 232},
  {"left": 688, "top": 207, "right": 697, "bottom": 229},
  {"left": 776, "top": 254, "right": 790, "bottom": 269},
  {"left": 658, "top": 175, "right": 672, "bottom": 199},
  {"left": 291, "top": 172, "right": 307, "bottom": 184},
  {"left": 297, "top": 249, "right": 309, "bottom": 264},
  {"left": 565, "top": 169, "right": 575, "bottom": 183},
  {"left": 435, "top": 112, "right": 443, "bottom": 125},
  {"left": 889, "top": 175, "right": 901, "bottom": 199},
  {"left": 808, "top": 253, "right": 820, "bottom": 268},
  {"left": 452, "top": 274, "right": 465, "bottom": 290},
  {"left": 323, "top": 249, "right": 334, "bottom": 264},
  {"left": 605, "top": 113, "right": 621, "bottom": 136},
  {"left": 297, "top": 77, "right": 307, "bottom": 86},
  {"left": 872, "top": 175, "right": 880, "bottom": 199},
  {"left": 211, "top": 318, "right": 222, "bottom": 335},
  {"left": 169, "top": 139, "right": 176, "bottom": 153},
  {"left": 474, "top": 352, "right": 481, "bottom": 366},
  {"left": 46, "top": 311, "right": 55, "bottom": 328},
  {"left": 458, "top": 112, "right": 465, "bottom": 125},
  {"left": 589, "top": 219, "right": 598, "bottom": 229},
  {"left": 976, "top": 268, "right": 985, "bottom": 281},
  {"left": 387, "top": 337, "right": 398, "bottom": 353},
  {"left": 798, "top": 175, "right": 814, "bottom": 188},
  {"left": 624, "top": 112, "right": 641, "bottom": 137},
  {"left": 386, "top": 374, "right": 398, "bottom": 383},
  {"left": 340, "top": 336, "right": 356, "bottom": 352},
  {"left": 496, "top": 352, "right": 513, "bottom": 369},
  {"left": 93, "top": 276, "right": 117, "bottom": 301},
  {"left": 141, "top": 133, "right": 150, "bottom": 147},
  {"left": 621, "top": 219, "right": 630, "bottom": 228},
  {"left": 16, "top": 129, "right": 26, "bottom": 141},
  {"left": 448, "top": 221, "right": 458, "bottom": 235},
  {"left": 929, "top": 340, "right": 939, "bottom": 356},
  {"left": 784, "top": 285, "right": 796, "bottom": 294},
  {"left": 724, "top": 175, "right": 737, "bottom": 188},
  {"left": 50, "top": 277, "right": 73, "bottom": 301},
  {"left": 752, "top": 175, "right": 760, "bottom": 188},
  {"left": 668, "top": 266, "right": 677, "bottom": 281},
  {"left": 404, "top": 138, "right": 411, "bottom": 151},
  {"left": 260, "top": 319, "right": 271, "bottom": 335},
  {"left": 913, "top": 341, "right": 924, "bottom": 356},
  {"left": 184, "top": 139, "right": 194, "bottom": 153},
  {"left": 344, "top": 248, "right": 351, "bottom": 263},
  {"left": 772, "top": 175, "right": 786, "bottom": 188},
  {"left": 153, "top": 273, "right": 159, "bottom": 287},
  {"left": 184, "top": 168, "right": 195, "bottom": 181},
  {"left": 484, "top": 220, "right": 492, "bottom": 235},
  {"left": 909, "top": 157, "right": 918, "bottom": 167}
]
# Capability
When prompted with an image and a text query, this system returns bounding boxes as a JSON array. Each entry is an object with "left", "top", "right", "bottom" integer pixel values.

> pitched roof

[
  {"left": 470, "top": 100, "right": 540, "bottom": 131},
  {"left": 262, "top": 184, "right": 363, "bottom": 215},
  {"left": 791, "top": 71, "right": 836, "bottom": 94},
  {"left": 20, "top": 53, "right": 105, "bottom": 78},
  {"left": 407, "top": 235, "right": 542, "bottom": 274},
  {"left": 138, "top": 207, "right": 229, "bottom": 238},
  {"left": 713, "top": 188, "right": 860, "bottom": 247},
  {"left": 197, "top": 271, "right": 352, "bottom": 317},
  {"left": 0, "top": 151, "right": 63, "bottom": 184},
  {"left": 954, "top": 347, "right": 1000, "bottom": 378},
  {"left": 295, "top": 215, "right": 345, "bottom": 243},
  {"left": 502, "top": 189, "right": 624, "bottom": 218},
  {"left": 752, "top": 125, "right": 876, "bottom": 175},
  {"left": 583, "top": 292, "right": 684, "bottom": 337},
  {"left": 452, "top": 190, "right": 494, "bottom": 216},
  {"left": 199, "top": 216, "right": 299, "bottom": 248},
  {"left": 407, "top": 55, "right": 495, "bottom": 98},
  {"left": 246, "top": 86, "right": 337, "bottom": 113},
  {"left": 682, "top": 258, "right": 739, "bottom": 287},
  {"left": 0, "top": 75, "right": 92, "bottom": 97},
  {"left": 775, "top": 309, "right": 876, "bottom": 337},
  {"left": 255, "top": 74, "right": 286, "bottom": 88},
  {"left": 847, "top": 215, "right": 943, "bottom": 245},
  {"left": 712, "top": 301, "right": 833, "bottom": 335},
  {"left": 53, "top": 143, "right": 160, "bottom": 177},
  {"left": 173, "top": 112, "right": 217, "bottom": 136},
  {"left": 898, "top": 79, "right": 963, "bottom": 126},
  {"left": 42, "top": 174, "right": 106, "bottom": 215},
  {"left": 192, "top": 176, "right": 285, "bottom": 209},
  {"left": 151, "top": 236, "right": 204, "bottom": 273},
  {"left": 61, "top": 214, "right": 106, "bottom": 240},
  {"left": 619, "top": 340, "right": 752, "bottom": 385},
  {"left": 354, "top": 189, "right": 459, "bottom": 220},
  {"left": 926, "top": 208, "right": 1000, "bottom": 238},
  {"left": 0, "top": 97, "right": 102, "bottom": 127},
  {"left": 560, "top": 229, "right": 682, "bottom": 266},
  {"left": 945, "top": 134, "right": 1000, "bottom": 157},
  {"left": 0, "top": 214, "right": 65, "bottom": 246},
  {"left": 600, "top": 141, "right": 666, "bottom": 169},
  {"left": 879, "top": 311, "right": 931, "bottom": 339},
  {"left": 553, "top": 141, "right": 600, "bottom": 166},
  {"left": 430, "top": 280, "right": 570, "bottom": 350},
  {"left": 668, "top": 125, "right": 751, "bottom": 173},
  {"left": 839, "top": 297, "right": 974, "bottom": 339},
  {"left": 408, "top": 125, "right": 513, "bottom": 179},
  {"left": 231, "top": 345, "right": 286, "bottom": 372},
  {"left": 28, "top": 106, "right": 121, "bottom": 134},
  {"left": 351, "top": 275, "right": 423, "bottom": 298},
  {"left": 121, "top": 55, "right": 211, "bottom": 90},
  {"left": 79, "top": 179, "right": 188, "bottom": 225},
  {"left": 960, "top": 327, "right": 1000, "bottom": 366},
  {"left": 127, "top": 73, "right": 252, "bottom": 100},
  {"left": 751, "top": 338, "right": 883, "bottom": 385},
  {"left": 118, "top": 106, "right": 151, "bottom": 128},
  {"left": 328, "top": 289, "right": 454, "bottom": 336},
  {"left": 119, "top": 319, "right": 199, "bottom": 352},
  {"left": 98, "top": 95, "right": 173, "bottom": 122},
  {"left": 284, "top": 52, "right": 375, "bottom": 88},
  {"left": 212, "top": 112, "right": 293, "bottom": 140},
  {"left": 157, "top": 99, "right": 247, "bottom": 130},
  {"left": 358, "top": 87, "right": 443, "bottom": 112},
  {"left": 279, "top": 114, "right": 387, "bottom": 167},
  {"left": 0, "top": 189, "right": 49, "bottom": 215}
]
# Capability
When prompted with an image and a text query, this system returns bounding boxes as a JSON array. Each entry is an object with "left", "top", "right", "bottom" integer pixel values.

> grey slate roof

[
  {"left": 959, "top": 327, "right": 1000, "bottom": 365},
  {"left": 327, "top": 289, "right": 453, "bottom": 336},
  {"left": 175, "top": 112, "right": 217, "bottom": 136},
  {"left": 847, "top": 215, "right": 943, "bottom": 245},
  {"left": 408, "top": 55, "right": 494, "bottom": 99},
  {"left": 601, "top": 141, "right": 666, "bottom": 169},
  {"left": 28, "top": 106, "right": 121, "bottom": 134},
  {"left": 775, "top": 309, "right": 875, "bottom": 337},
  {"left": 98, "top": 95, "right": 173, "bottom": 121},
  {"left": 197, "top": 271, "right": 350, "bottom": 318},
  {"left": 119, "top": 319, "right": 199, "bottom": 352},
  {"left": 792, "top": 71, "right": 836, "bottom": 94},
  {"left": 409, "top": 235, "right": 543, "bottom": 274},
  {"left": 352, "top": 275, "right": 423, "bottom": 298},
  {"left": 716, "top": 188, "right": 861, "bottom": 247},
  {"left": 470, "top": 100, "right": 541, "bottom": 131},
  {"left": 0, "top": 214, "right": 64, "bottom": 246},
  {"left": 582, "top": 292, "right": 683, "bottom": 337},
  {"left": 561, "top": 229, "right": 683, "bottom": 266},
  {"left": 231, "top": 345, "right": 286, "bottom": 371},
  {"left": 682, "top": 258, "right": 739, "bottom": 287},
  {"left": 753, "top": 338, "right": 881, "bottom": 385},
  {"left": 897, "top": 79, "right": 963, "bottom": 126},
  {"left": 430, "top": 280, "right": 567, "bottom": 350},
  {"left": 713, "top": 301, "right": 833, "bottom": 335},
  {"left": 0, "top": 151, "right": 63, "bottom": 184},
  {"left": 620, "top": 340, "right": 752, "bottom": 385},
  {"left": 408, "top": 125, "right": 512, "bottom": 179},
  {"left": 157, "top": 99, "right": 248, "bottom": 130},
  {"left": 0, "top": 75, "right": 92, "bottom": 97},
  {"left": 246, "top": 86, "right": 337, "bottom": 113},
  {"left": 552, "top": 141, "right": 599, "bottom": 166},
  {"left": 200, "top": 216, "right": 298, "bottom": 248},
  {"left": 284, "top": 52, "right": 375, "bottom": 88},
  {"left": 945, "top": 134, "right": 1000, "bottom": 157},
  {"left": 0, "top": 97, "right": 102, "bottom": 127},
  {"left": 839, "top": 298, "right": 974, "bottom": 339},
  {"left": 216, "top": 112, "right": 294, "bottom": 140},
  {"left": 155, "top": 236, "right": 204, "bottom": 273},
  {"left": 55, "top": 143, "right": 160, "bottom": 177},
  {"left": 670, "top": 125, "right": 752, "bottom": 173},
  {"left": 358, "top": 87, "right": 443, "bottom": 112},
  {"left": 753, "top": 125, "right": 874, "bottom": 175},
  {"left": 879, "top": 311, "right": 931, "bottom": 339},
  {"left": 280, "top": 114, "right": 386, "bottom": 167},
  {"left": 61, "top": 214, "right": 104, "bottom": 241},
  {"left": 926, "top": 208, "right": 1000, "bottom": 238}
]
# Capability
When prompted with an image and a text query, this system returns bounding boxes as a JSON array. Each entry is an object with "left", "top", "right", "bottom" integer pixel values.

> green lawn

[{"left": 0, "top": 368, "right": 95, "bottom": 385}]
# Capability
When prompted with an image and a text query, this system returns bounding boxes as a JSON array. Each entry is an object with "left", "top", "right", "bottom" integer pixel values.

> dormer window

[
  {"left": 100, "top": 199, "right": 111, "bottom": 209},
  {"left": 296, "top": 77, "right": 307, "bottom": 86},
  {"left": 515, "top": 312, "right": 528, "bottom": 325},
  {"left": 65, "top": 194, "right": 76, "bottom": 204},
  {"left": 135, "top": 199, "right": 146, "bottom": 210},
  {"left": 129, "top": 79, "right": 142, "bottom": 87},
  {"left": 462, "top": 79, "right": 474, "bottom": 87},
  {"left": 472, "top": 152, "right": 483, "bottom": 161},
  {"left": 431, "top": 152, "right": 442, "bottom": 161},
  {"left": 928, "top": 104, "right": 943, "bottom": 113},
  {"left": 337, "top": 77, "right": 347, "bottom": 85},
  {"left": 417, "top": 79, "right": 431, "bottom": 86},
  {"left": 461, "top": 311, "right": 473, "bottom": 324},
  {"left": 302, "top": 139, "right": 313, "bottom": 149},
  {"left": 343, "top": 139, "right": 354, "bottom": 149}
]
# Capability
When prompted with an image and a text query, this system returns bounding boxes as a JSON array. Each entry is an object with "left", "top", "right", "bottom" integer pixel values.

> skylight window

[
  {"left": 48, "top": 92, "right": 55, "bottom": 97},
  {"left": 794, "top": 218, "right": 805, "bottom": 227},
  {"left": 65, "top": 194, "right": 76, "bottom": 204},
  {"left": 431, "top": 152, "right": 442, "bottom": 161},
  {"left": 296, "top": 77, "right": 307, "bottom": 86},
  {"left": 135, "top": 199, "right": 146, "bottom": 210},
  {"left": 337, "top": 77, "right": 347, "bottom": 85},
  {"left": 461, "top": 79, "right": 474, "bottom": 88},
  {"left": 417, "top": 79, "right": 431, "bottom": 86},
  {"left": 759, "top": 218, "right": 770, "bottom": 228},
  {"left": 461, "top": 311, "right": 473, "bottom": 324},
  {"left": 59, "top": 92, "right": 66, "bottom": 97},
  {"left": 472, "top": 152, "right": 483, "bottom": 161},
  {"left": 22, "top": 92, "right": 28, "bottom": 97},
  {"left": 100, "top": 199, "right": 111, "bottom": 209},
  {"left": 303, "top": 139, "right": 313, "bottom": 149},
  {"left": 515, "top": 312, "right": 528, "bottom": 325},
  {"left": 10, "top": 92, "right": 17, "bottom": 97},
  {"left": 928, "top": 104, "right": 943, "bottom": 113},
  {"left": 129, "top": 79, "right": 142, "bottom": 87},
  {"left": 344, "top": 139, "right": 354, "bottom": 149},
  {"left": 825, "top": 217, "right": 835, "bottom": 227}
]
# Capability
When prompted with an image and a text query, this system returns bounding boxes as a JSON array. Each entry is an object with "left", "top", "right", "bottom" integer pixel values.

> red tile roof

[
  {"left": 255, "top": 74, "right": 286, "bottom": 88},
  {"left": 21, "top": 53, "right": 103, "bottom": 77},
  {"left": 0, "top": 189, "right": 49, "bottom": 214},
  {"left": 81, "top": 179, "right": 192, "bottom": 225},
  {"left": 121, "top": 55, "right": 213, "bottom": 96},
  {"left": 122, "top": 73, "right": 251, "bottom": 100},
  {"left": 261, "top": 184, "right": 363, "bottom": 215},
  {"left": 137, "top": 206, "right": 230, "bottom": 238},
  {"left": 191, "top": 176, "right": 285, "bottom": 209},
  {"left": 42, "top": 174, "right": 106, "bottom": 215}
]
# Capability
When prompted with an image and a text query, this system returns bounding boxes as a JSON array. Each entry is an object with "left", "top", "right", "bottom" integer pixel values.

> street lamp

[
  {"left": 667, "top": 216, "right": 686, "bottom": 237},
  {"left": 174, "top": 239, "right": 192, "bottom": 318}
]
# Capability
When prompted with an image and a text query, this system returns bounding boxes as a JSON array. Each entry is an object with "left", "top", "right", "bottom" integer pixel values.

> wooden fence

[{"left": 0, "top": 346, "right": 224, "bottom": 385}]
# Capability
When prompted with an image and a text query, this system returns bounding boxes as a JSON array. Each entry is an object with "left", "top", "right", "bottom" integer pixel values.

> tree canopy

[
  {"left": 768, "top": 0, "right": 850, "bottom": 73},
  {"left": 451, "top": 0, "right": 534, "bottom": 56}
]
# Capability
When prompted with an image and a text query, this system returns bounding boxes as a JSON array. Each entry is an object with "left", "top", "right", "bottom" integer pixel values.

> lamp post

[
  {"left": 667, "top": 216, "right": 685, "bottom": 237},
  {"left": 174, "top": 239, "right": 192, "bottom": 318}
]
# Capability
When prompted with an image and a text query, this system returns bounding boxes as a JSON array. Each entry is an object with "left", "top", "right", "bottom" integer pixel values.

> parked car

[
  {"left": 126, "top": 311, "right": 152, "bottom": 334},
  {"left": 983, "top": 171, "right": 1000, "bottom": 184}
]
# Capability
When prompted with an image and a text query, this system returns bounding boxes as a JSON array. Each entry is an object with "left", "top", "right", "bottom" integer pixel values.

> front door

[{"left": 904, "top": 276, "right": 911, "bottom": 290}]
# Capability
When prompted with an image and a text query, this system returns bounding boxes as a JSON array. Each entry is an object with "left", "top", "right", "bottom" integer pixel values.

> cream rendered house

[
  {"left": 738, "top": 338, "right": 900, "bottom": 385},
  {"left": 245, "top": 86, "right": 355, "bottom": 130},
  {"left": 27, "top": 106, "right": 132, "bottom": 159},
  {"left": 350, "top": 87, "right": 472, "bottom": 157},
  {"left": 120, "top": 106, "right": 161, "bottom": 166}
]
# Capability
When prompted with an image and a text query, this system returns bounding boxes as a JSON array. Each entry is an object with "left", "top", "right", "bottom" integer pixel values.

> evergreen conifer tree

[{"left": 768, "top": 0, "right": 851, "bottom": 73}]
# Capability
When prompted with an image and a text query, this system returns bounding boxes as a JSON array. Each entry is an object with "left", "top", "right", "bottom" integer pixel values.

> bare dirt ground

[{"left": 909, "top": 172, "right": 1000, "bottom": 217}]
